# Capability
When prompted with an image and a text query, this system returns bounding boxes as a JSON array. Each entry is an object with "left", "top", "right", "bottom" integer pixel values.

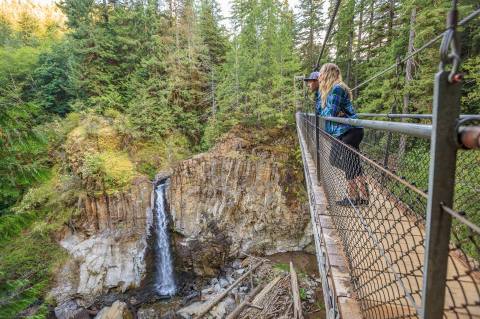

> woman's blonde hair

[{"left": 318, "top": 63, "right": 352, "bottom": 107}]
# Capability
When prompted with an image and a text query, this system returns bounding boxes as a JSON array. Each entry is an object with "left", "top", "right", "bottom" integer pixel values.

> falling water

[{"left": 154, "top": 181, "right": 176, "bottom": 296}]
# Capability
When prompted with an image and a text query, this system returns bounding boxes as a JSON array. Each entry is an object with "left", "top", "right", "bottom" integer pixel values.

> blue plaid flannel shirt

[{"left": 315, "top": 84, "right": 359, "bottom": 137}]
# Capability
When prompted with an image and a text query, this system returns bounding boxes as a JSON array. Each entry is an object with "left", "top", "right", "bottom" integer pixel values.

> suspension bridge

[{"left": 296, "top": 1, "right": 480, "bottom": 318}]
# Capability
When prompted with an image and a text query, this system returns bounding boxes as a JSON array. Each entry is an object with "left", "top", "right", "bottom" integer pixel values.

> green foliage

[
  {"left": 273, "top": 262, "right": 290, "bottom": 272},
  {"left": 0, "top": 232, "right": 67, "bottom": 318},
  {"left": 133, "top": 133, "right": 191, "bottom": 178},
  {"left": 32, "top": 42, "right": 73, "bottom": 116},
  {"left": 204, "top": 0, "right": 300, "bottom": 146},
  {"left": 296, "top": 0, "right": 324, "bottom": 71},
  {"left": 82, "top": 150, "right": 136, "bottom": 193},
  {"left": 0, "top": 45, "right": 52, "bottom": 213},
  {"left": 0, "top": 168, "right": 77, "bottom": 317},
  {"left": 316, "top": 301, "right": 326, "bottom": 311},
  {"left": 299, "top": 287, "right": 307, "bottom": 300}
]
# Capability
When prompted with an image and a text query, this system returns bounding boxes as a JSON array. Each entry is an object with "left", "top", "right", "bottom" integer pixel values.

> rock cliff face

[
  {"left": 168, "top": 130, "right": 312, "bottom": 277},
  {"left": 50, "top": 177, "right": 153, "bottom": 316}
]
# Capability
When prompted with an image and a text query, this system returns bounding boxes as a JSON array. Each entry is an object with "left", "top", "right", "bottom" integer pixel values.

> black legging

[{"left": 329, "top": 127, "right": 364, "bottom": 180}]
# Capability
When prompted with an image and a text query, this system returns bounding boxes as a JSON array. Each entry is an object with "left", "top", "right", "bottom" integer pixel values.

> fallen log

[
  {"left": 246, "top": 303, "right": 263, "bottom": 310},
  {"left": 251, "top": 276, "right": 282, "bottom": 306},
  {"left": 290, "top": 262, "right": 304, "bottom": 319},
  {"left": 226, "top": 284, "right": 264, "bottom": 319},
  {"left": 194, "top": 261, "right": 263, "bottom": 319}
]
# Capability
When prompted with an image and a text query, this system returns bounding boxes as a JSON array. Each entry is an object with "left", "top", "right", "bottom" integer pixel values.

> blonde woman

[{"left": 317, "top": 63, "right": 369, "bottom": 206}]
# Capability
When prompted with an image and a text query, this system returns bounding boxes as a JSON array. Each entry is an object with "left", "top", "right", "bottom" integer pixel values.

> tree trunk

[
  {"left": 346, "top": 24, "right": 354, "bottom": 86},
  {"left": 388, "top": 0, "right": 395, "bottom": 43},
  {"left": 366, "top": 0, "right": 375, "bottom": 60},
  {"left": 354, "top": 0, "right": 364, "bottom": 98},
  {"left": 398, "top": 6, "right": 416, "bottom": 160},
  {"left": 211, "top": 68, "right": 217, "bottom": 116}
]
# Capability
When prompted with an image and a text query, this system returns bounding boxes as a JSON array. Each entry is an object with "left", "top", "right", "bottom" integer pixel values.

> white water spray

[{"left": 154, "top": 181, "right": 176, "bottom": 296}]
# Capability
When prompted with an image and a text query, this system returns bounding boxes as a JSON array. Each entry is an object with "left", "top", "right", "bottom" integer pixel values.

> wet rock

[
  {"left": 210, "top": 297, "right": 236, "bottom": 318},
  {"left": 213, "top": 283, "right": 222, "bottom": 293},
  {"left": 182, "top": 291, "right": 201, "bottom": 305},
  {"left": 239, "top": 286, "right": 248, "bottom": 293},
  {"left": 137, "top": 308, "right": 159, "bottom": 319},
  {"left": 161, "top": 311, "right": 176, "bottom": 319},
  {"left": 232, "top": 260, "right": 242, "bottom": 270},
  {"left": 94, "top": 301, "right": 133, "bottom": 319},
  {"left": 219, "top": 278, "right": 229, "bottom": 288},
  {"left": 54, "top": 300, "right": 90, "bottom": 319},
  {"left": 177, "top": 301, "right": 206, "bottom": 318},
  {"left": 201, "top": 287, "right": 213, "bottom": 295}
]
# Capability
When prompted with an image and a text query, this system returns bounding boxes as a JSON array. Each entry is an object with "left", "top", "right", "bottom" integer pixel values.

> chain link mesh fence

[{"left": 297, "top": 113, "right": 480, "bottom": 319}]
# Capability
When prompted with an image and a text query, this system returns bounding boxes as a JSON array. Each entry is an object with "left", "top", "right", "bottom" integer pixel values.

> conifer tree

[
  {"left": 296, "top": 0, "right": 324, "bottom": 71},
  {"left": 198, "top": 0, "right": 228, "bottom": 116}
]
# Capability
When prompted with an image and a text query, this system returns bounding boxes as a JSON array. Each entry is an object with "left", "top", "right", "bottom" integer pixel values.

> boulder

[{"left": 95, "top": 301, "right": 133, "bottom": 319}]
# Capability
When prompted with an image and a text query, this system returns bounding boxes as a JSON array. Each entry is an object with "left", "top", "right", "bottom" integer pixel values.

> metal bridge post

[
  {"left": 382, "top": 104, "right": 396, "bottom": 168},
  {"left": 421, "top": 71, "right": 461, "bottom": 319},
  {"left": 421, "top": 49, "right": 462, "bottom": 319}
]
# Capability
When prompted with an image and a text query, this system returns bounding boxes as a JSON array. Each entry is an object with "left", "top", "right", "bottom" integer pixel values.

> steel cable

[
  {"left": 352, "top": 7, "right": 480, "bottom": 92},
  {"left": 314, "top": 0, "right": 342, "bottom": 71}
]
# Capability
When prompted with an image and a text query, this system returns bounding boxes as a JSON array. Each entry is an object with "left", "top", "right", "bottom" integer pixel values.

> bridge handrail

[
  {"left": 322, "top": 116, "right": 431, "bottom": 139},
  {"left": 357, "top": 113, "right": 480, "bottom": 120},
  {"left": 301, "top": 113, "right": 480, "bottom": 148}
]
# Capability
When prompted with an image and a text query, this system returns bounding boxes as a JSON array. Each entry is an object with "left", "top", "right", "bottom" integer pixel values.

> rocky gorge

[{"left": 50, "top": 126, "right": 314, "bottom": 318}]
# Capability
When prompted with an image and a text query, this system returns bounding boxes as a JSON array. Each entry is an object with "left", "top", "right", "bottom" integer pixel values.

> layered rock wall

[
  {"left": 168, "top": 133, "right": 312, "bottom": 276},
  {"left": 51, "top": 177, "right": 153, "bottom": 313}
]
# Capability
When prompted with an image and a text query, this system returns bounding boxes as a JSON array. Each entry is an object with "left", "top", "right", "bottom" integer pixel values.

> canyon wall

[
  {"left": 50, "top": 125, "right": 312, "bottom": 318},
  {"left": 168, "top": 131, "right": 312, "bottom": 277},
  {"left": 50, "top": 177, "right": 153, "bottom": 318}
]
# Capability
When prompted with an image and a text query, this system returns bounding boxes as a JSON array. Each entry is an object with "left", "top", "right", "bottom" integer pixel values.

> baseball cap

[{"left": 303, "top": 71, "right": 320, "bottom": 81}]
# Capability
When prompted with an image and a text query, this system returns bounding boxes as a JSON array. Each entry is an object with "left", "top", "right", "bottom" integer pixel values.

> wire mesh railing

[{"left": 297, "top": 112, "right": 480, "bottom": 318}]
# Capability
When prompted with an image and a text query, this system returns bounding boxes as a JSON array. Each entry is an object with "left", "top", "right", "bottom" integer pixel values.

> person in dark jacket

[{"left": 317, "top": 63, "right": 369, "bottom": 206}]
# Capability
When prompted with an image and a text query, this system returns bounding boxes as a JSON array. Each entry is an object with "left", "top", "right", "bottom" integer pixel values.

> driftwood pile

[
  {"left": 190, "top": 255, "right": 322, "bottom": 319},
  {"left": 237, "top": 261, "right": 303, "bottom": 319}
]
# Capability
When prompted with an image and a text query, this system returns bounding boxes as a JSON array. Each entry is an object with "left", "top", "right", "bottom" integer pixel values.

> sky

[
  {"left": 217, "top": 0, "right": 299, "bottom": 18},
  {"left": 31, "top": 0, "right": 300, "bottom": 21},
  {"left": 29, "top": 0, "right": 300, "bottom": 32}
]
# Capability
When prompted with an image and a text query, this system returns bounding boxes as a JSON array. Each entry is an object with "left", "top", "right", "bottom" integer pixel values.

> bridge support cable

[
  {"left": 314, "top": 0, "right": 342, "bottom": 71},
  {"left": 351, "top": 7, "right": 480, "bottom": 92}
]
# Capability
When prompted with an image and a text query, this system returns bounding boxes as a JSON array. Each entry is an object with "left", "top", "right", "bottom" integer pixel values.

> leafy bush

[{"left": 82, "top": 151, "right": 136, "bottom": 193}]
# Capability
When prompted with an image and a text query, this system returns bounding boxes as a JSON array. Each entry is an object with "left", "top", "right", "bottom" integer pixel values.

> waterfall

[{"left": 153, "top": 181, "right": 176, "bottom": 296}]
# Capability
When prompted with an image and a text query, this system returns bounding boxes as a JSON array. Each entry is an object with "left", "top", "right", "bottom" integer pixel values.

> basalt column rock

[
  {"left": 168, "top": 130, "right": 313, "bottom": 277},
  {"left": 50, "top": 176, "right": 153, "bottom": 315}
]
